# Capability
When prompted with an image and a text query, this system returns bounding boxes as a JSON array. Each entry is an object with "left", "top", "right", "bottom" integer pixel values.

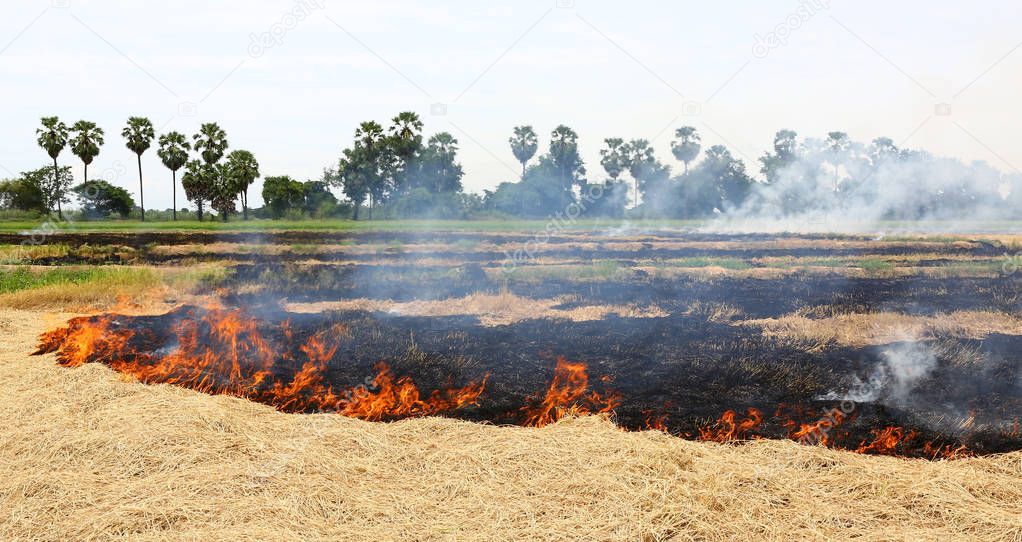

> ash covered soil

[
  {"left": 7, "top": 228, "right": 1022, "bottom": 540},
  {"left": 19, "top": 229, "right": 1022, "bottom": 459}
]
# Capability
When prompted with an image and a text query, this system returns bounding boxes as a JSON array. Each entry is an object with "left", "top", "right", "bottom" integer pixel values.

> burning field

[{"left": 3, "top": 228, "right": 1022, "bottom": 540}]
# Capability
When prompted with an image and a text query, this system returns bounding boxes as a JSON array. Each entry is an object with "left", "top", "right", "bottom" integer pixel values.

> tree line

[
  {"left": 2, "top": 116, "right": 261, "bottom": 221},
  {"left": 322, "top": 117, "right": 760, "bottom": 219},
  {"left": 319, "top": 111, "right": 469, "bottom": 219},
  {"left": 5, "top": 113, "right": 1017, "bottom": 221}
]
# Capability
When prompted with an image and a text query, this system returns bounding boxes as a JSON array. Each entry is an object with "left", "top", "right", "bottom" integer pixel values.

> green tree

[
  {"left": 868, "top": 137, "right": 899, "bottom": 165},
  {"left": 302, "top": 180, "right": 339, "bottom": 217},
  {"left": 623, "top": 139, "right": 656, "bottom": 206},
  {"left": 331, "top": 150, "right": 368, "bottom": 220},
  {"left": 209, "top": 163, "right": 236, "bottom": 221},
  {"left": 417, "top": 132, "right": 463, "bottom": 193},
  {"left": 348, "top": 121, "right": 390, "bottom": 219},
  {"left": 509, "top": 125, "right": 538, "bottom": 180},
  {"left": 387, "top": 111, "right": 423, "bottom": 194},
  {"left": 0, "top": 168, "right": 48, "bottom": 213},
  {"left": 548, "top": 125, "right": 586, "bottom": 196},
  {"left": 67, "top": 120, "right": 105, "bottom": 218},
  {"left": 157, "top": 131, "right": 191, "bottom": 221},
  {"left": 35, "top": 116, "right": 69, "bottom": 219},
  {"left": 699, "top": 145, "right": 753, "bottom": 208},
  {"left": 122, "top": 117, "right": 155, "bottom": 221},
  {"left": 261, "top": 175, "right": 305, "bottom": 219},
  {"left": 73, "top": 179, "right": 134, "bottom": 218},
  {"left": 670, "top": 126, "right": 701, "bottom": 174},
  {"left": 825, "top": 131, "right": 850, "bottom": 181},
  {"left": 225, "top": 150, "right": 260, "bottom": 220},
  {"left": 38, "top": 165, "right": 75, "bottom": 216},
  {"left": 193, "top": 122, "right": 229, "bottom": 165},
  {"left": 69, "top": 120, "right": 104, "bottom": 185},
  {"left": 599, "top": 137, "right": 627, "bottom": 181},
  {"left": 759, "top": 129, "right": 799, "bottom": 183},
  {"left": 181, "top": 160, "right": 214, "bottom": 221}
]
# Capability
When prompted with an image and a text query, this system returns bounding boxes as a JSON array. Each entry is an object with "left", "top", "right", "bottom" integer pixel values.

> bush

[{"left": 73, "top": 180, "right": 134, "bottom": 218}]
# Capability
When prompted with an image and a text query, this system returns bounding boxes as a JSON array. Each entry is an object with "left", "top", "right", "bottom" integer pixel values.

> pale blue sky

[{"left": 2, "top": 0, "right": 1020, "bottom": 208}]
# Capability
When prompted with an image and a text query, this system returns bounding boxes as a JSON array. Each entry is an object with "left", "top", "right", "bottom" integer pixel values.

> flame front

[
  {"left": 34, "top": 310, "right": 984, "bottom": 459},
  {"left": 698, "top": 408, "right": 764, "bottom": 442},
  {"left": 522, "top": 356, "right": 621, "bottom": 427},
  {"left": 35, "top": 308, "right": 487, "bottom": 421}
]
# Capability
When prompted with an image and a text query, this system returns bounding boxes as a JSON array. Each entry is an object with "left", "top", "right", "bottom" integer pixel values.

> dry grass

[
  {"left": 286, "top": 291, "right": 667, "bottom": 326},
  {"left": 743, "top": 310, "right": 1022, "bottom": 349},
  {"left": 0, "top": 265, "right": 226, "bottom": 312},
  {"left": 0, "top": 266, "right": 163, "bottom": 311},
  {"left": 0, "top": 309, "right": 1020, "bottom": 541}
]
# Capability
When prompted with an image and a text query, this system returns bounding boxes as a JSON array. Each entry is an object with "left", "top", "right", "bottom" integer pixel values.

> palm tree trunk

[
  {"left": 84, "top": 163, "right": 88, "bottom": 185},
  {"left": 137, "top": 154, "right": 145, "bottom": 222},
  {"left": 52, "top": 158, "right": 62, "bottom": 220},
  {"left": 172, "top": 170, "right": 177, "bottom": 221},
  {"left": 197, "top": 201, "right": 203, "bottom": 222},
  {"left": 242, "top": 188, "right": 249, "bottom": 220}
]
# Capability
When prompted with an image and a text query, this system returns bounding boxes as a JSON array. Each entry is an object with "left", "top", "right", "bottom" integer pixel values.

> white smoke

[
  {"left": 839, "top": 337, "right": 938, "bottom": 407},
  {"left": 706, "top": 134, "right": 1022, "bottom": 234}
]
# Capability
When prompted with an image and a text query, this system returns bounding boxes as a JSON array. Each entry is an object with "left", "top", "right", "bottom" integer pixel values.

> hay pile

[{"left": 1, "top": 309, "right": 1020, "bottom": 541}]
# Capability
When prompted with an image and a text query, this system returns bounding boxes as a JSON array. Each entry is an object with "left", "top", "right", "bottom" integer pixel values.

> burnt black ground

[
  {"left": 223, "top": 264, "right": 1022, "bottom": 317},
  {"left": 20, "top": 230, "right": 1022, "bottom": 458},
  {"left": 45, "top": 306, "right": 1022, "bottom": 457}
]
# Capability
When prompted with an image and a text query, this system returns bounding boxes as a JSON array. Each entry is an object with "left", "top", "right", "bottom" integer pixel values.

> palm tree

[
  {"left": 70, "top": 121, "right": 105, "bottom": 186},
  {"left": 387, "top": 111, "right": 423, "bottom": 194},
  {"left": 225, "top": 150, "right": 259, "bottom": 220},
  {"left": 623, "top": 139, "right": 655, "bottom": 206},
  {"left": 210, "top": 162, "right": 236, "bottom": 222},
  {"left": 192, "top": 123, "right": 229, "bottom": 221},
  {"left": 122, "top": 117, "right": 155, "bottom": 221},
  {"left": 825, "top": 131, "right": 850, "bottom": 185},
  {"left": 670, "top": 126, "right": 701, "bottom": 175},
  {"left": 509, "top": 125, "right": 538, "bottom": 180},
  {"left": 181, "top": 160, "right": 213, "bottom": 221},
  {"left": 599, "top": 137, "right": 626, "bottom": 181},
  {"left": 193, "top": 122, "right": 229, "bottom": 165},
  {"left": 157, "top": 131, "right": 191, "bottom": 221},
  {"left": 354, "top": 121, "right": 385, "bottom": 219},
  {"left": 36, "top": 116, "right": 69, "bottom": 218},
  {"left": 389, "top": 111, "right": 423, "bottom": 142}
]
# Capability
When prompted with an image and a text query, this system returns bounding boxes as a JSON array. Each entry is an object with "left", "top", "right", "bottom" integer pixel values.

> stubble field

[{"left": 2, "top": 224, "right": 1021, "bottom": 540}]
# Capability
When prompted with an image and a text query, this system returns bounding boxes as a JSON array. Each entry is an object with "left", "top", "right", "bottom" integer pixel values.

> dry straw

[{"left": 1, "top": 310, "right": 1020, "bottom": 541}]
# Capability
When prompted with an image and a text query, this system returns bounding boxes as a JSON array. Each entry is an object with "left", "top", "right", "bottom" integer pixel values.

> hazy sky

[{"left": 2, "top": 0, "right": 1020, "bottom": 209}]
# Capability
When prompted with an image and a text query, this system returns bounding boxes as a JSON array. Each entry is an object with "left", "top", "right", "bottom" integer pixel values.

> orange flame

[
  {"left": 775, "top": 404, "right": 848, "bottom": 446},
  {"left": 856, "top": 426, "right": 917, "bottom": 455},
  {"left": 36, "top": 312, "right": 986, "bottom": 460},
  {"left": 36, "top": 308, "right": 487, "bottom": 420},
  {"left": 522, "top": 356, "right": 620, "bottom": 427},
  {"left": 697, "top": 408, "right": 764, "bottom": 442},
  {"left": 339, "top": 362, "right": 488, "bottom": 421},
  {"left": 643, "top": 409, "right": 669, "bottom": 432},
  {"left": 35, "top": 315, "right": 133, "bottom": 367}
]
